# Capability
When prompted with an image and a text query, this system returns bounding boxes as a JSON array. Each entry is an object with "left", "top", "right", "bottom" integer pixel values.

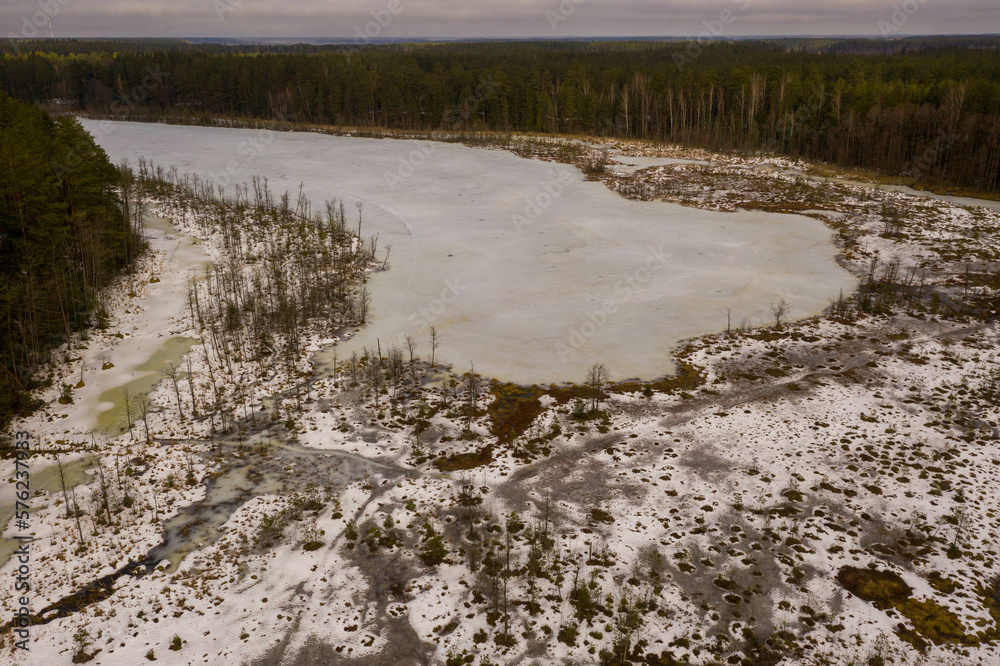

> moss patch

[
  {"left": 488, "top": 382, "right": 544, "bottom": 444},
  {"left": 589, "top": 508, "right": 615, "bottom": 524},
  {"left": 837, "top": 566, "right": 986, "bottom": 650},
  {"left": 434, "top": 446, "right": 493, "bottom": 472},
  {"left": 895, "top": 598, "right": 968, "bottom": 647},
  {"left": 614, "top": 360, "right": 705, "bottom": 395},
  {"left": 837, "top": 566, "right": 912, "bottom": 610},
  {"left": 927, "top": 572, "right": 957, "bottom": 595}
]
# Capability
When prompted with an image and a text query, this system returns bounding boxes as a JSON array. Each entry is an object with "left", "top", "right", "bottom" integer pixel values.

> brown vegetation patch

[
  {"left": 488, "top": 382, "right": 545, "bottom": 444},
  {"left": 837, "top": 566, "right": 985, "bottom": 650},
  {"left": 433, "top": 446, "right": 494, "bottom": 472}
]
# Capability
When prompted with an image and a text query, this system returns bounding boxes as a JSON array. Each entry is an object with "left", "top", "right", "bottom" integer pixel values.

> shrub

[
  {"left": 558, "top": 623, "right": 579, "bottom": 646},
  {"left": 420, "top": 523, "right": 448, "bottom": 566}
]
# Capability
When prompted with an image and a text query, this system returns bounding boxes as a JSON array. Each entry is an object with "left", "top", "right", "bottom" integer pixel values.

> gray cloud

[{"left": 2, "top": 0, "right": 997, "bottom": 39}]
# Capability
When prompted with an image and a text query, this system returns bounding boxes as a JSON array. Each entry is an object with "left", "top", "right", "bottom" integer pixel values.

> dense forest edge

[
  {"left": 2, "top": 37, "right": 1000, "bottom": 195},
  {"left": 0, "top": 92, "right": 144, "bottom": 434}
]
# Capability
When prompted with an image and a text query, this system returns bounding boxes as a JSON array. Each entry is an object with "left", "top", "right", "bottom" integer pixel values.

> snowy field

[
  {"left": 2, "top": 122, "right": 998, "bottom": 666},
  {"left": 82, "top": 121, "right": 855, "bottom": 385}
]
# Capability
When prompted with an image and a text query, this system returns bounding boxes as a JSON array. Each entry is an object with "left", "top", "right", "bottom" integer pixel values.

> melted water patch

[
  {"left": 96, "top": 336, "right": 199, "bottom": 435},
  {"left": 0, "top": 455, "right": 96, "bottom": 567},
  {"left": 147, "top": 434, "right": 409, "bottom": 572},
  {"left": 24, "top": 431, "right": 410, "bottom": 624}
]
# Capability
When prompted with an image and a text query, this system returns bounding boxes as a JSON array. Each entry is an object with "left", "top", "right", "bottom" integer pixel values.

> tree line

[
  {"left": 2, "top": 37, "right": 999, "bottom": 193},
  {"left": 0, "top": 92, "right": 143, "bottom": 431}
]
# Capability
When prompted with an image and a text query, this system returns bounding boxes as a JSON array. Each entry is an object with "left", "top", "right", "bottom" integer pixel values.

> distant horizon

[
  {"left": 4, "top": 0, "right": 998, "bottom": 42},
  {"left": 11, "top": 33, "right": 1000, "bottom": 44}
]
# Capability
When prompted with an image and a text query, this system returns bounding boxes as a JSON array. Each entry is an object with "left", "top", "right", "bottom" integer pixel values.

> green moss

[
  {"left": 978, "top": 581, "right": 1000, "bottom": 642},
  {"left": 782, "top": 489, "right": 804, "bottom": 502},
  {"left": 836, "top": 567, "right": 912, "bottom": 610},
  {"left": 896, "top": 598, "right": 967, "bottom": 646},
  {"left": 838, "top": 566, "right": 996, "bottom": 650},
  {"left": 927, "top": 572, "right": 957, "bottom": 595},
  {"left": 589, "top": 508, "right": 615, "bottom": 524}
]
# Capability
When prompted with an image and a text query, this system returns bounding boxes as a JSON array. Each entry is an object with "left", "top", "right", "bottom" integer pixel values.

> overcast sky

[{"left": 4, "top": 0, "right": 998, "bottom": 40}]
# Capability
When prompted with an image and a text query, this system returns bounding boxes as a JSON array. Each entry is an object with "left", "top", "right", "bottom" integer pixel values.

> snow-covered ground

[
  {"left": 2, "top": 124, "right": 999, "bottom": 665},
  {"left": 607, "top": 155, "right": 712, "bottom": 174}
]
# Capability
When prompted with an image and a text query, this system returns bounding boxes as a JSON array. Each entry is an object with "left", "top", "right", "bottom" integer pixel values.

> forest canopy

[
  {"left": 0, "top": 92, "right": 142, "bottom": 430},
  {"left": 2, "top": 37, "right": 999, "bottom": 193}
]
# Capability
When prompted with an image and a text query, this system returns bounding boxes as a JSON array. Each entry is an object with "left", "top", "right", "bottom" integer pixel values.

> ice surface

[{"left": 84, "top": 121, "right": 857, "bottom": 384}]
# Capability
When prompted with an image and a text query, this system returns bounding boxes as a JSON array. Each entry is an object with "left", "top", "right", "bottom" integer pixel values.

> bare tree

[
  {"left": 465, "top": 363, "right": 480, "bottom": 434},
  {"left": 586, "top": 363, "right": 610, "bottom": 412},
  {"left": 121, "top": 386, "right": 134, "bottom": 439},
  {"left": 769, "top": 298, "right": 791, "bottom": 327},
  {"left": 404, "top": 334, "right": 417, "bottom": 380},
  {"left": 349, "top": 351, "right": 359, "bottom": 386},
  {"left": 94, "top": 457, "right": 114, "bottom": 527},
  {"left": 725, "top": 307, "right": 732, "bottom": 335},
  {"left": 136, "top": 393, "right": 153, "bottom": 443},
  {"left": 163, "top": 362, "right": 184, "bottom": 419},
  {"left": 357, "top": 286, "right": 372, "bottom": 324},
  {"left": 331, "top": 347, "right": 339, "bottom": 388},
  {"left": 56, "top": 454, "right": 72, "bottom": 519},
  {"left": 386, "top": 345, "right": 404, "bottom": 396},
  {"left": 70, "top": 486, "right": 85, "bottom": 543},
  {"left": 429, "top": 326, "right": 439, "bottom": 368},
  {"left": 185, "top": 353, "right": 199, "bottom": 417},
  {"left": 952, "top": 507, "right": 970, "bottom": 552}
]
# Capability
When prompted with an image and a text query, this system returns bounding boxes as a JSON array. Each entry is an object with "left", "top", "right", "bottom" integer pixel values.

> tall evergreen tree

[{"left": 0, "top": 92, "right": 141, "bottom": 431}]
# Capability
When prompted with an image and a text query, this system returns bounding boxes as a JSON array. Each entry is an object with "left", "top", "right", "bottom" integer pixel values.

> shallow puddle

[
  {"left": 0, "top": 455, "right": 96, "bottom": 567},
  {"left": 96, "top": 336, "right": 199, "bottom": 435}
]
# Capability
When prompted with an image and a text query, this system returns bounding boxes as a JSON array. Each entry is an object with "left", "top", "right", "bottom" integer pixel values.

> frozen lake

[{"left": 84, "top": 120, "right": 856, "bottom": 384}]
